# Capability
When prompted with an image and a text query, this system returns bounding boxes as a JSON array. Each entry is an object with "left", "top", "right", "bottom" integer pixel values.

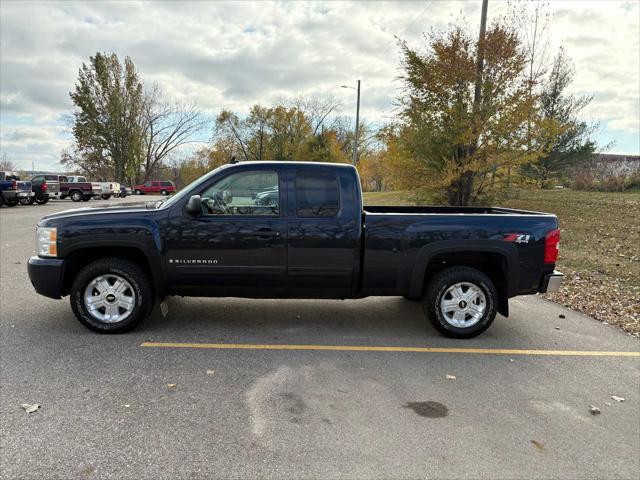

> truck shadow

[{"left": 138, "top": 296, "right": 509, "bottom": 344}]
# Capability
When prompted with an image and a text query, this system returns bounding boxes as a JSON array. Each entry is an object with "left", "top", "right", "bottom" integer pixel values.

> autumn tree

[
  {"left": 212, "top": 97, "right": 348, "bottom": 163},
  {"left": 395, "top": 19, "right": 543, "bottom": 205}
]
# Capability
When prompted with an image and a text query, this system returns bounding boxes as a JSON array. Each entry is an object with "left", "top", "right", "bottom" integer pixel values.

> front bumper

[
  {"left": 27, "top": 256, "right": 64, "bottom": 299},
  {"left": 539, "top": 270, "right": 563, "bottom": 293}
]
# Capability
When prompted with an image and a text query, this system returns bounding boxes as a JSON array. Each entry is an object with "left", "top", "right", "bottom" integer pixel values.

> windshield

[{"left": 159, "top": 164, "right": 231, "bottom": 210}]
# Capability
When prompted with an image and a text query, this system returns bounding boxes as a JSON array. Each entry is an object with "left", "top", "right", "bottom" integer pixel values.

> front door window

[{"left": 200, "top": 170, "right": 279, "bottom": 216}]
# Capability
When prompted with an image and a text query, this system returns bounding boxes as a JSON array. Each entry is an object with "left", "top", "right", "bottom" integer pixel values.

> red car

[{"left": 133, "top": 180, "right": 176, "bottom": 195}]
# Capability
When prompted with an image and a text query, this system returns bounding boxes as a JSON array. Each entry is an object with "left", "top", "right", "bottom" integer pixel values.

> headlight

[{"left": 36, "top": 227, "right": 57, "bottom": 257}]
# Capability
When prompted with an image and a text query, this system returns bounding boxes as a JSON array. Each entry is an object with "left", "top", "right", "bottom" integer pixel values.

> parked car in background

[
  {"left": 0, "top": 171, "right": 34, "bottom": 207},
  {"left": 60, "top": 176, "right": 102, "bottom": 202},
  {"left": 29, "top": 175, "right": 61, "bottom": 204},
  {"left": 66, "top": 176, "right": 119, "bottom": 200},
  {"left": 254, "top": 185, "right": 279, "bottom": 206},
  {"left": 120, "top": 185, "right": 132, "bottom": 198},
  {"left": 133, "top": 180, "right": 175, "bottom": 195}
]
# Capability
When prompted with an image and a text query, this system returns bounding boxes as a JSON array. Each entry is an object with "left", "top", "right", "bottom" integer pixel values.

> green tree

[
  {"left": 521, "top": 47, "right": 596, "bottom": 187},
  {"left": 68, "top": 52, "right": 145, "bottom": 182}
]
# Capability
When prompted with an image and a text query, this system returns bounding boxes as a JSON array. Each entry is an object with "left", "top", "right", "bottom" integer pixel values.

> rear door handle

[{"left": 253, "top": 229, "right": 280, "bottom": 238}]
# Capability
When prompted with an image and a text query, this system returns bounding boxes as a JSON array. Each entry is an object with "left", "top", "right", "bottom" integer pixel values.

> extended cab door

[
  {"left": 286, "top": 167, "right": 361, "bottom": 297},
  {"left": 164, "top": 167, "right": 288, "bottom": 297}
]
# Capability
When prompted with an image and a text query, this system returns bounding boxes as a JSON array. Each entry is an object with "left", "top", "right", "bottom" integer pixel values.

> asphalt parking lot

[{"left": 1, "top": 197, "right": 639, "bottom": 480}]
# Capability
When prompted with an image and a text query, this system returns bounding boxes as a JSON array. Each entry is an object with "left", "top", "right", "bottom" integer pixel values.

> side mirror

[{"left": 186, "top": 195, "right": 202, "bottom": 216}]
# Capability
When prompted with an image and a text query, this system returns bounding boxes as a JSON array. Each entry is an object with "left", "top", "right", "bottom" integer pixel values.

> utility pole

[
  {"left": 353, "top": 80, "right": 361, "bottom": 165},
  {"left": 473, "top": 0, "right": 488, "bottom": 108},
  {"left": 341, "top": 80, "right": 361, "bottom": 165}
]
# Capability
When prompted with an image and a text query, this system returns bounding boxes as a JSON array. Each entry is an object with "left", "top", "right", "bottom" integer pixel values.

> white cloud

[{"left": 1, "top": 0, "right": 638, "bottom": 171}]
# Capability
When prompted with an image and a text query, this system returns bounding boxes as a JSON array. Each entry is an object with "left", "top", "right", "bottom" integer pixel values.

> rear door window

[{"left": 295, "top": 171, "right": 340, "bottom": 217}]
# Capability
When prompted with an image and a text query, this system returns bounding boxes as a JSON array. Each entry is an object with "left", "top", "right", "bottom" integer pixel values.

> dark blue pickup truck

[
  {"left": 0, "top": 171, "right": 34, "bottom": 207},
  {"left": 28, "top": 161, "right": 562, "bottom": 337}
]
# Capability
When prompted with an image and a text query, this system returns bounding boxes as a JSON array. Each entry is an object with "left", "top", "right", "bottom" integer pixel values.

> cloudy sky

[{"left": 1, "top": 0, "right": 639, "bottom": 172}]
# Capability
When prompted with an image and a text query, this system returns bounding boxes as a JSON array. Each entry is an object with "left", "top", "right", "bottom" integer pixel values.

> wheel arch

[
  {"left": 409, "top": 241, "right": 519, "bottom": 317},
  {"left": 61, "top": 245, "right": 165, "bottom": 297}
]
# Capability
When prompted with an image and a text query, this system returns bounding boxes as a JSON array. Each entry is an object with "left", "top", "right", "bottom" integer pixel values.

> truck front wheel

[
  {"left": 70, "top": 258, "right": 154, "bottom": 333},
  {"left": 424, "top": 267, "right": 497, "bottom": 339},
  {"left": 70, "top": 191, "right": 83, "bottom": 202}
]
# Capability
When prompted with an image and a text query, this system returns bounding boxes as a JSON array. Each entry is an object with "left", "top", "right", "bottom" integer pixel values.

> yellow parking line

[{"left": 140, "top": 342, "right": 640, "bottom": 357}]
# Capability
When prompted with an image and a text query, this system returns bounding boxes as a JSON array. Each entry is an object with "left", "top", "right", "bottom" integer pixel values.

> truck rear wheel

[
  {"left": 70, "top": 258, "right": 154, "bottom": 333},
  {"left": 20, "top": 196, "right": 35, "bottom": 205},
  {"left": 70, "top": 191, "right": 83, "bottom": 202},
  {"left": 35, "top": 196, "right": 49, "bottom": 205},
  {"left": 4, "top": 198, "right": 18, "bottom": 207},
  {"left": 424, "top": 267, "right": 497, "bottom": 339}
]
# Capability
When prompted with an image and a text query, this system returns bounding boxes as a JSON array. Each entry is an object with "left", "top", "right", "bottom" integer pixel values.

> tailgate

[{"left": 17, "top": 181, "right": 32, "bottom": 192}]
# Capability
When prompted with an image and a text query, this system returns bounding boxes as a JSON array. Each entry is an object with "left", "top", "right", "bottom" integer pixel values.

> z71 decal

[{"left": 502, "top": 233, "right": 531, "bottom": 243}]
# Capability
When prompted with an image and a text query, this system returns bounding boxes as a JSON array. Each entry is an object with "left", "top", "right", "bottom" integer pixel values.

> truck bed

[{"left": 364, "top": 205, "right": 549, "bottom": 215}]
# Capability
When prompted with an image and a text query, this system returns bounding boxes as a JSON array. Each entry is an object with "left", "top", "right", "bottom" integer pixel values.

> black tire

[
  {"left": 20, "top": 196, "right": 35, "bottom": 205},
  {"left": 4, "top": 198, "right": 18, "bottom": 207},
  {"left": 160, "top": 189, "right": 168, "bottom": 196},
  {"left": 120, "top": 192, "right": 127, "bottom": 198},
  {"left": 424, "top": 266, "right": 497, "bottom": 339},
  {"left": 35, "top": 196, "right": 49, "bottom": 205},
  {"left": 70, "top": 258, "right": 154, "bottom": 333},
  {"left": 135, "top": 189, "right": 142, "bottom": 195},
  {"left": 60, "top": 194, "right": 67, "bottom": 200},
  {"left": 70, "top": 190, "right": 83, "bottom": 202},
  {"left": 101, "top": 194, "right": 111, "bottom": 200},
  {"left": 82, "top": 196, "right": 91, "bottom": 202}
]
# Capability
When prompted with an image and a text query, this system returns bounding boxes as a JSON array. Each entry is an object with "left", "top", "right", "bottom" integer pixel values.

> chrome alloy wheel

[
  {"left": 440, "top": 282, "right": 486, "bottom": 328},
  {"left": 83, "top": 274, "right": 136, "bottom": 323}
]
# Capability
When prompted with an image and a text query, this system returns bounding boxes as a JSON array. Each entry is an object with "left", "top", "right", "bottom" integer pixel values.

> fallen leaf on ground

[
  {"left": 445, "top": 374, "right": 456, "bottom": 380},
  {"left": 166, "top": 383, "right": 177, "bottom": 389},
  {"left": 206, "top": 369, "right": 215, "bottom": 375},
  {"left": 530, "top": 440, "right": 546, "bottom": 452},
  {"left": 611, "top": 395, "right": 625, "bottom": 402},
  {"left": 589, "top": 405, "right": 601, "bottom": 415},
  {"left": 21, "top": 403, "right": 40, "bottom": 413}
]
